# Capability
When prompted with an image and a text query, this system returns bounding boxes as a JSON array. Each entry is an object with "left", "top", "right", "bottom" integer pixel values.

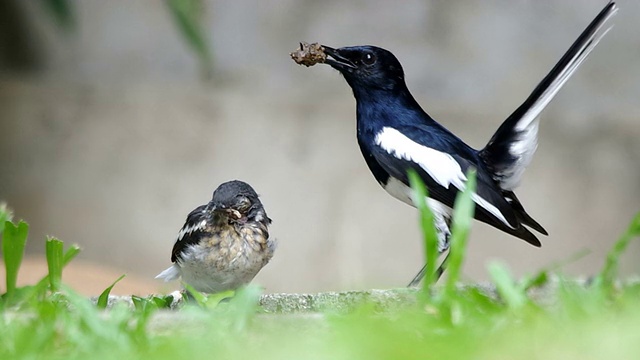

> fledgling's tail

[
  {"left": 480, "top": 2, "right": 617, "bottom": 191},
  {"left": 155, "top": 264, "right": 181, "bottom": 282}
]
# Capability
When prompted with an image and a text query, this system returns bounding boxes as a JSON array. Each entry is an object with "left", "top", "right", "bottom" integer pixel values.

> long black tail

[{"left": 480, "top": 2, "right": 617, "bottom": 191}]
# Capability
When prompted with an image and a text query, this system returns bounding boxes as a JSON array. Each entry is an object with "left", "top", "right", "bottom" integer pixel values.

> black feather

[{"left": 171, "top": 204, "right": 212, "bottom": 262}]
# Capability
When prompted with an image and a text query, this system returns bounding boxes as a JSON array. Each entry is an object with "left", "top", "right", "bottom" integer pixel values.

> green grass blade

[
  {"left": 165, "top": 0, "right": 212, "bottom": 73},
  {"left": 45, "top": 237, "right": 64, "bottom": 292},
  {"left": 593, "top": 212, "right": 640, "bottom": 291},
  {"left": 205, "top": 290, "right": 236, "bottom": 308},
  {"left": 443, "top": 169, "right": 477, "bottom": 298},
  {"left": 150, "top": 294, "right": 175, "bottom": 309},
  {"left": 2, "top": 220, "right": 29, "bottom": 296},
  {"left": 227, "top": 285, "right": 261, "bottom": 332},
  {"left": 0, "top": 203, "right": 13, "bottom": 234},
  {"left": 183, "top": 283, "right": 235, "bottom": 309},
  {"left": 520, "top": 249, "right": 590, "bottom": 291},
  {"left": 520, "top": 271, "right": 549, "bottom": 292},
  {"left": 407, "top": 169, "right": 439, "bottom": 296},
  {"left": 32, "top": 243, "right": 81, "bottom": 297},
  {"left": 489, "top": 262, "right": 528, "bottom": 308},
  {"left": 183, "top": 283, "right": 208, "bottom": 306},
  {"left": 40, "top": 0, "right": 75, "bottom": 30},
  {"left": 96, "top": 274, "right": 126, "bottom": 309},
  {"left": 132, "top": 295, "right": 157, "bottom": 313},
  {"left": 62, "top": 244, "right": 81, "bottom": 264},
  {"left": 131, "top": 295, "right": 145, "bottom": 311}
]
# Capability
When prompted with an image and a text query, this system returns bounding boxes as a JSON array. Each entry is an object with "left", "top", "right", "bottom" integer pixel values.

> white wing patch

[
  {"left": 375, "top": 127, "right": 467, "bottom": 190},
  {"left": 376, "top": 127, "right": 514, "bottom": 229},
  {"left": 177, "top": 220, "right": 207, "bottom": 242}
]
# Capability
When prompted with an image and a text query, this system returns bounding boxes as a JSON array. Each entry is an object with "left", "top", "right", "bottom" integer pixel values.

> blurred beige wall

[{"left": 1, "top": 0, "right": 639, "bottom": 294}]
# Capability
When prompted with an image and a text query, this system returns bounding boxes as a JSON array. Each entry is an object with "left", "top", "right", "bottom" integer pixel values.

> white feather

[
  {"left": 383, "top": 177, "right": 451, "bottom": 251},
  {"left": 177, "top": 219, "right": 207, "bottom": 241},
  {"left": 383, "top": 176, "right": 414, "bottom": 206},
  {"left": 375, "top": 127, "right": 467, "bottom": 190},
  {"left": 500, "top": 119, "right": 539, "bottom": 190}
]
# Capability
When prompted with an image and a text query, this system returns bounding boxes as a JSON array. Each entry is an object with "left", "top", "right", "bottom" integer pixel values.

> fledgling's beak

[
  {"left": 322, "top": 45, "right": 357, "bottom": 71},
  {"left": 210, "top": 203, "right": 242, "bottom": 220}
]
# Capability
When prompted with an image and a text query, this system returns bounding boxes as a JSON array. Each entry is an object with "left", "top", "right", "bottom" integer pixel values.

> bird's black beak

[{"left": 323, "top": 46, "right": 357, "bottom": 71}]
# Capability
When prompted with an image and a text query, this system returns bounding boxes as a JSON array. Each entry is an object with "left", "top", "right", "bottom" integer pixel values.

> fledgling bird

[
  {"left": 317, "top": 2, "right": 617, "bottom": 285},
  {"left": 156, "top": 180, "right": 275, "bottom": 293}
]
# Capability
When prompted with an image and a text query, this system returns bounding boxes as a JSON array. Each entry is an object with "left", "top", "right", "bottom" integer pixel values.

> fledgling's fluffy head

[{"left": 209, "top": 180, "right": 270, "bottom": 224}]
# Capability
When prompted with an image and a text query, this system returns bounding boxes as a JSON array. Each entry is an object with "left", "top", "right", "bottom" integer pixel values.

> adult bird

[{"left": 319, "top": 2, "right": 617, "bottom": 285}]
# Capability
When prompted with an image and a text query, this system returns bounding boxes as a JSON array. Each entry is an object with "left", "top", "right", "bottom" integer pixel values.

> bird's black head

[
  {"left": 209, "top": 180, "right": 270, "bottom": 224},
  {"left": 323, "top": 45, "right": 406, "bottom": 92}
]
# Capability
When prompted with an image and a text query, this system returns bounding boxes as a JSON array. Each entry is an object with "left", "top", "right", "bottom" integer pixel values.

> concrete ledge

[
  {"left": 259, "top": 288, "right": 421, "bottom": 313},
  {"left": 94, "top": 277, "right": 635, "bottom": 313},
  {"left": 93, "top": 288, "right": 422, "bottom": 312},
  {"left": 95, "top": 285, "right": 496, "bottom": 312}
]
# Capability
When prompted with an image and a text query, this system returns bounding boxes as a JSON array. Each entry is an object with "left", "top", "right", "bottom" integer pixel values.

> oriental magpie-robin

[
  {"left": 318, "top": 2, "right": 617, "bottom": 285},
  {"left": 156, "top": 180, "right": 275, "bottom": 293}
]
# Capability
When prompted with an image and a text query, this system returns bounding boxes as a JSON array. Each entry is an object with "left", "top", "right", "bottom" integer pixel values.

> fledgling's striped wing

[{"left": 170, "top": 204, "right": 211, "bottom": 262}]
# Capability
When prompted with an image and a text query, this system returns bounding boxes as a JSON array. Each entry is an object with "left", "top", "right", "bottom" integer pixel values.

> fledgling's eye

[
  {"left": 236, "top": 196, "right": 251, "bottom": 210},
  {"left": 362, "top": 52, "right": 377, "bottom": 66}
]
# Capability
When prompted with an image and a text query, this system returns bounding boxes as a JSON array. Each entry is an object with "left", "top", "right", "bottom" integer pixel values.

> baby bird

[{"left": 156, "top": 180, "right": 275, "bottom": 293}]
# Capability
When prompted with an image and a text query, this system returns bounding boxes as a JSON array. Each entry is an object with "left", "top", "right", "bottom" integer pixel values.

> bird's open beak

[{"left": 322, "top": 46, "right": 357, "bottom": 71}]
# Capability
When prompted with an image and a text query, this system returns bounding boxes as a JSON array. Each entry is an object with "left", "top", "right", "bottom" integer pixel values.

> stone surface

[{"left": 94, "top": 278, "right": 617, "bottom": 313}]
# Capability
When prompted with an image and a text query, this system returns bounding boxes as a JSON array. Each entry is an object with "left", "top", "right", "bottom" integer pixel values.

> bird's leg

[
  {"left": 434, "top": 251, "right": 450, "bottom": 280},
  {"left": 407, "top": 264, "right": 427, "bottom": 287},
  {"left": 407, "top": 213, "right": 452, "bottom": 287},
  {"left": 407, "top": 250, "right": 449, "bottom": 287}
]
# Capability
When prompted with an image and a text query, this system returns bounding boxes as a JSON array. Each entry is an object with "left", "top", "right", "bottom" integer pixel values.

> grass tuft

[
  {"left": 2, "top": 220, "right": 28, "bottom": 297},
  {"left": 0, "top": 198, "right": 639, "bottom": 359},
  {"left": 407, "top": 169, "right": 440, "bottom": 297},
  {"left": 443, "top": 169, "right": 476, "bottom": 299},
  {"left": 96, "top": 274, "right": 126, "bottom": 309},
  {"left": 488, "top": 262, "right": 529, "bottom": 309},
  {"left": 45, "top": 237, "right": 64, "bottom": 293},
  {"left": 593, "top": 211, "right": 640, "bottom": 293}
]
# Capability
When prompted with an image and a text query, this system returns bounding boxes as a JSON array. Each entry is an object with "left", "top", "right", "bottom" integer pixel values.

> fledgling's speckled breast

[{"left": 178, "top": 220, "right": 275, "bottom": 293}]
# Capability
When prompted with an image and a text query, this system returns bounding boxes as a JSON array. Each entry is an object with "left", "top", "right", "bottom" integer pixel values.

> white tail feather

[
  {"left": 497, "top": 4, "right": 617, "bottom": 190},
  {"left": 155, "top": 264, "right": 181, "bottom": 282}
]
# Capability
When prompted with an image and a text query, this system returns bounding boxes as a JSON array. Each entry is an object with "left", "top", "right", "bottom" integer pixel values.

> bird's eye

[
  {"left": 362, "top": 52, "right": 377, "bottom": 66},
  {"left": 236, "top": 196, "right": 251, "bottom": 210}
]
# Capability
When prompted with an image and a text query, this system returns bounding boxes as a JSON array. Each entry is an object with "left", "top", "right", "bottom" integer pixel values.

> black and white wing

[
  {"left": 372, "top": 125, "right": 542, "bottom": 246},
  {"left": 170, "top": 204, "right": 211, "bottom": 262}
]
